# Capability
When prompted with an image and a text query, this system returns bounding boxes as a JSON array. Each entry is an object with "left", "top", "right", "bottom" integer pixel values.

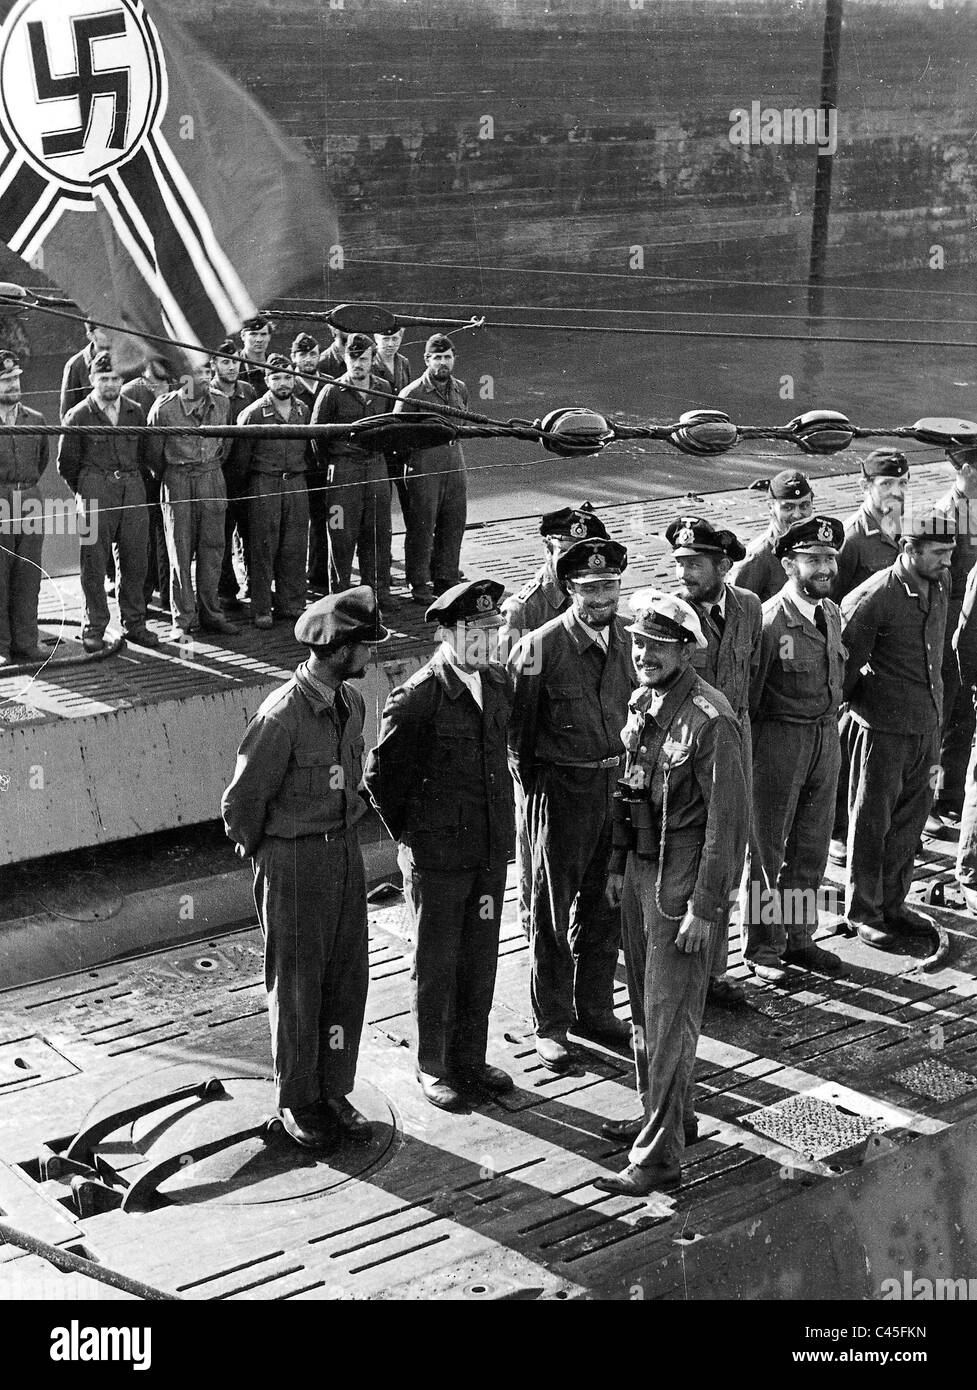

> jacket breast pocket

[
  {"left": 548, "top": 683, "right": 584, "bottom": 731},
  {"left": 293, "top": 747, "right": 342, "bottom": 799},
  {"left": 780, "top": 656, "right": 819, "bottom": 698}
]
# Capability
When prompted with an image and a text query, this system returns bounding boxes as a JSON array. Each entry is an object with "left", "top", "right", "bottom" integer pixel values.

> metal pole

[
  {"left": 0, "top": 1217, "right": 181, "bottom": 1301},
  {"left": 808, "top": 0, "right": 843, "bottom": 317}
]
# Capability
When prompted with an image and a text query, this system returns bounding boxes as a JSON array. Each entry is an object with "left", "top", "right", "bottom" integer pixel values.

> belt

[
  {"left": 542, "top": 756, "right": 621, "bottom": 770},
  {"left": 255, "top": 470, "right": 306, "bottom": 481}
]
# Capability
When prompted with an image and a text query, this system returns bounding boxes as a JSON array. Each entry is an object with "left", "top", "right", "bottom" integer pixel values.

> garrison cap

[
  {"left": 625, "top": 587, "right": 707, "bottom": 649},
  {"left": 426, "top": 578, "right": 506, "bottom": 627},
  {"left": 0, "top": 348, "right": 22, "bottom": 378},
  {"left": 212, "top": 339, "right": 238, "bottom": 359},
  {"left": 861, "top": 448, "right": 909, "bottom": 479},
  {"left": 291, "top": 333, "right": 320, "bottom": 355},
  {"left": 344, "top": 333, "right": 374, "bottom": 358},
  {"left": 539, "top": 504, "right": 608, "bottom": 541},
  {"left": 264, "top": 353, "right": 293, "bottom": 373},
  {"left": 665, "top": 515, "right": 746, "bottom": 562},
  {"left": 294, "top": 586, "right": 389, "bottom": 648},
  {"left": 768, "top": 468, "right": 813, "bottom": 500},
  {"left": 555, "top": 537, "right": 628, "bottom": 585},
  {"left": 425, "top": 334, "right": 454, "bottom": 356},
  {"left": 89, "top": 350, "right": 115, "bottom": 376},
  {"left": 907, "top": 511, "right": 957, "bottom": 542},
  {"left": 774, "top": 514, "right": 845, "bottom": 558},
  {"left": 241, "top": 314, "right": 272, "bottom": 332}
]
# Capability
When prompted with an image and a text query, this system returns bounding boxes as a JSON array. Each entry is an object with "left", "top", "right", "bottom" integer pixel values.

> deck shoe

[
  {"left": 571, "top": 1013, "right": 631, "bottom": 1046},
  {"left": 281, "top": 1105, "right": 339, "bottom": 1151},
  {"left": 594, "top": 1163, "right": 681, "bottom": 1196},
  {"left": 417, "top": 1072, "right": 467, "bottom": 1112},
  {"left": 535, "top": 1036, "right": 573, "bottom": 1071},
  {"left": 324, "top": 1097, "right": 373, "bottom": 1142},
  {"left": 706, "top": 976, "right": 747, "bottom": 1006},
  {"left": 782, "top": 944, "right": 843, "bottom": 975},
  {"left": 455, "top": 1064, "right": 515, "bottom": 1097},
  {"left": 855, "top": 921, "right": 895, "bottom": 950}
]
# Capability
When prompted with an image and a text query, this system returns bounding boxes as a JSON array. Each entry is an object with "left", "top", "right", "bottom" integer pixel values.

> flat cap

[
  {"left": 539, "top": 504, "right": 608, "bottom": 541},
  {"left": 291, "top": 333, "right": 320, "bottom": 355},
  {"left": 241, "top": 314, "right": 272, "bottom": 332},
  {"left": 426, "top": 578, "right": 505, "bottom": 627},
  {"left": 294, "top": 586, "right": 389, "bottom": 648},
  {"left": 264, "top": 353, "right": 293, "bottom": 373},
  {"left": 0, "top": 348, "right": 22, "bottom": 377},
  {"left": 555, "top": 537, "right": 628, "bottom": 584},
  {"left": 861, "top": 448, "right": 909, "bottom": 479},
  {"left": 774, "top": 514, "right": 845, "bottom": 558},
  {"left": 665, "top": 515, "right": 746, "bottom": 561},
  {"left": 768, "top": 468, "right": 813, "bottom": 500},
  {"left": 89, "top": 351, "right": 115, "bottom": 375},
  {"left": 625, "top": 587, "right": 707, "bottom": 649}
]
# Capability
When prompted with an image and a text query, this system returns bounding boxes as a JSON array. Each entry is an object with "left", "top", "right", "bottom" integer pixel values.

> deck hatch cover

[{"left": 744, "top": 1094, "right": 885, "bottom": 1161}]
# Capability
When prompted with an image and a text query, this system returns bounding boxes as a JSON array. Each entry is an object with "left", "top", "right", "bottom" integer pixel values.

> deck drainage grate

[
  {"left": 892, "top": 1059, "right": 976, "bottom": 1102},
  {"left": 744, "top": 1094, "right": 886, "bottom": 1161}
]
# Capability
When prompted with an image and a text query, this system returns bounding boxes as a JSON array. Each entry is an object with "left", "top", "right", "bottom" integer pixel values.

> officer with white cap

[
  {"left": 597, "top": 588, "right": 747, "bottom": 1193},
  {"left": 365, "top": 579, "right": 515, "bottom": 1111},
  {"left": 222, "top": 587, "right": 388, "bottom": 1151}
]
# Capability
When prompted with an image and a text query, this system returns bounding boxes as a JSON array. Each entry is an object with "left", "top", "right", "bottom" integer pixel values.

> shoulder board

[
  {"left": 692, "top": 693, "right": 720, "bottom": 719},
  {"left": 514, "top": 577, "right": 540, "bottom": 601},
  {"left": 400, "top": 663, "right": 436, "bottom": 690}
]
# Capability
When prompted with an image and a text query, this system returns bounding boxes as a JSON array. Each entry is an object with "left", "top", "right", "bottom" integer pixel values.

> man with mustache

[
  {"left": 221, "top": 588, "right": 388, "bottom": 1151},
  {"left": 743, "top": 515, "right": 847, "bottom": 984},
  {"left": 597, "top": 590, "right": 746, "bottom": 1194},
  {"left": 841, "top": 514, "right": 957, "bottom": 950}
]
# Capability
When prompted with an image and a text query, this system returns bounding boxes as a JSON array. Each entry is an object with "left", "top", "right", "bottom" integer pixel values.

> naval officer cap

[
  {"left": 539, "top": 504, "right": 608, "bottom": 541},
  {"left": 861, "top": 448, "right": 909, "bottom": 479},
  {"left": 774, "top": 514, "right": 845, "bottom": 558},
  {"left": 0, "top": 348, "right": 22, "bottom": 378},
  {"left": 555, "top": 537, "right": 628, "bottom": 585},
  {"left": 426, "top": 578, "right": 506, "bottom": 627},
  {"left": 294, "top": 586, "right": 389, "bottom": 648},
  {"left": 665, "top": 515, "right": 746, "bottom": 562},
  {"left": 625, "top": 588, "right": 707, "bottom": 649}
]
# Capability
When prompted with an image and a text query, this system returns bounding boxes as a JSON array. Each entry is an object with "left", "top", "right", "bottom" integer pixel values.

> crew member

[
  {"left": 145, "top": 358, "right": 239, "bottom": 639},
  {"left": 365, "top": 579, "right": 515, "bottom": 1111},
  {"left": 59, "top": 320, "right": 110, "bottom": 419},
  {"left": 371, "top": 326, "right": 413, "bottom": 519},
  {"left": 830, "top": 448, "right": 911, "bottom": 862},
  {"left": 228, "top": 354, "right": 311, "bottom": 628},
  {"left": 952, "top": 560, "right": 977, "bottom": 909},
  {"left": 597, "top": 590, "right": 747, "bottom": 1195},
  {"left": 0, "top": 350, "right": 50, "bottom": 665},
  {"left": 210, "top": 341, "right": 257, "bottom": 614},
  {"left": 393, "top": 334, "right": 469, "bottom": 603},
  {"left": 58, "top": 352, "right": 159, "bottom": 653},
  {"left": 500, "top": 503, "right": 609, "bottom": 938},
  {"left": 729, "top": 469, "right": 814, "bottom": 603},
  {"left": 931, "top": 441, "right": 977, "bottom": 819},
  {"left": 290, "top": 333, "right": 322, "bottom": 415},
  {"left": 743, "top": 515, "right": 846, "bottom": 983},
  {"left": 318, "top": 327, "right": 349, "bottom": 381},
  {"left": 221, "top": 588, "right": 388, "bottom": 1150},
  {"left": 238, "top": 315, "right": 274, "bottom": 394},
  {"left": 310, "top": 335, "right": 392, "bottom": 602},
  {"left": 841, "top": 514, "right": 956, "bottom": 949},
  {"left": 507, "top": 537, "right": 633, "bottom": 1070},
  {"left": 666, "top": 515, "right": 761, "bottom": 1004},
  {"left": 122, "top": 359, "right": 177, "bottom": 614}
]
